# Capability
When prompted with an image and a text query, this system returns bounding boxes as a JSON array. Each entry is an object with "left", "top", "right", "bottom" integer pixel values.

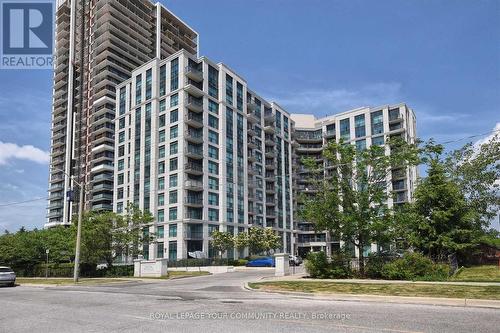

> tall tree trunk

[{"left": 358, "top": 240, "right": 365, "bottom": 276}]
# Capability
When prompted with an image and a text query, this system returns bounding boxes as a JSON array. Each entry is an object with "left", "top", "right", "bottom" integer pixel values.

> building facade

[
  {"left": 113, "top": 50, "right": 295, "bottom": 260},
  {"left": 46, "top": 0, "right": 198, "bottom": 227},
  {"left": 291, "top": 104, "right": 418, "bottom": 258}
]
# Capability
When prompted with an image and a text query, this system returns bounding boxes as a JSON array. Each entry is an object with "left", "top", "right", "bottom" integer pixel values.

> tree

[
  {"left": 262, "top": 228, "right": 281, "bottom": 255},
  {"left": 72, "top": 203, "right": 154, "bottom": 267},
  {"left": 210, "top": 231, "right": 234, "bottom": 259},
  {"left": 402, "top": 141, "right": 494, "bottom": 259},
  {"left": 242, "top": 227, "right": 282, "bottom": 256},
  {"left": 233, "top": 232, "right": 249, "bottom": 255},
  {"left": 300, "top": 138, "right": 420, "bottom": 275}
]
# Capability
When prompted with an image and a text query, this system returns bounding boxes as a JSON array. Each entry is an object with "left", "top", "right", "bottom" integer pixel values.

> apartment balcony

[
  {"left": 92, "top": 193, "right": 113, "bottom": 201},
  {"left": 247, "top": 102, "right": 258, "bottom": 112},
  {"left": 248, "top": 167, "right": 256, "bottom": 176},
  {"left": 185, "top": 113, "right": 203, "bottom": 128},
  {"left": 247, "top": 110, "right": 259, "bottom": 123},
  {"left": 265, "top": 149, "right": 275, "bottom": 158},
  {"left": 91, "top": 164, "right": 114, "bottom": 173},
  {"left": 265, "top": 186, "right": 275, "bottom": 193},
  {"left": 185, "top": 130, "right": 204, "bottom": 144},
  {"left": 247, "top": 153, "right": 256, "bottom": 162},
  {"left": 265, "top": 137, "right": 275, "bottom": 146},
  {"left": 264, "top": 110, "right": 274, "bottom": 122},
  {"left": 185, "top": 66, "right": 203, "bottom": 82},
  {"left": 247, "top": 139, "right": 257, "bottom": 149},
  {"left": 49, "top": 192, "right": 64, "bottom": 200},
  {"left": 92, "top": 203, "right": 113, "bottom": 211},
  {"left": 185, "top": 162, "right": 203, "bottom": 175},
  {"left": 184, "top": 229, "right": 204, "bottom": 240},
  {"left": 184, "top": 180, "right": 203, "bottom": 191},
  {"left": 91, "top": 143, "right": 114, "bottom": 154},
  {"left": 265, "top": 174, "right": 276, "bottom": 182},
  {"left": 93, "top": 183, "right": 113, "bottom": 191},
  {"left": 296, "top": 144, "right": 323, "bottom": 153},
  {"left": 266, "top": 211, "right": 277, "bottom": 219},
  {"left": 324, "top": 130, "right": 336, "bottom": 138},
  {"left": 265, "top": 163, "right": 275, "bottom": 170},
  {"left": 185, "top": 95, "right": 203, "bottom": 113},
  {"left": 247, "top": 126, "right": 257, "bottom": 136},
  {"left": 184, "top": 196, "right": 203, "bottom": 207},
  {"left": 91, "top": 173, "right": 113, "bottom": 182},
  {"left": 185, "top": 146, "right": 203, "bottom": 159},
  {"left": 264, "top": 125, "right": 275, "bottom": 134},
  {"left": 184, "top": 83, "right": 204, "bottom": 98},
  {"left": 265, "top": 200, "right": 276, "bottom": 206},
  {"left": 389, "top": 113, "right": 403, "bottom": 123},
  {"left": 46, "top": 211, "right": 63, "bottom": 219},
  {"left": 294, "top": 132, "right": 323, "bottom": 143}
]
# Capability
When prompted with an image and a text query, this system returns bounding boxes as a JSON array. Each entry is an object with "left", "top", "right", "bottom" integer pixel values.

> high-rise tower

[{"left": 46, "top": 0, "right": 198, "bottom": 227}]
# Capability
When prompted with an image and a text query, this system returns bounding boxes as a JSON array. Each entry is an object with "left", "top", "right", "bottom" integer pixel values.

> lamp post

[
  {"left": 51, "top": 168, "right": 84, "bottom": 283},
  {"left": 45, "top": 249, "right": 49, "bottom": 278}
]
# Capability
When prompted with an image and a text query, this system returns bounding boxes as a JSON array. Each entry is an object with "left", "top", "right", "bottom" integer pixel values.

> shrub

[
  {"left": 305, "top": 252, "right": 352, "bottom": 279},
  {"left": 381, "top": 252, "right": 450, "bottom": 281},
  {"left": 365, "top": 254, "right": 391, "bottom": 279},
  {"left": 231, "top": 259, "right": 248, "bottom": 266},
  {"left": 305, "top": 252, "right": 331, "bottom": 279}
]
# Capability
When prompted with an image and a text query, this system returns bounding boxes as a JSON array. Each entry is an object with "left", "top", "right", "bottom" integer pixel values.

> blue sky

[{"left": 0, "top": 0, "right": 498, "bottom": 232}]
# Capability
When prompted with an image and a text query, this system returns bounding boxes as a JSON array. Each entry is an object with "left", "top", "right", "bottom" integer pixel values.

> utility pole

[
  {"left": 73, "top": 177, "right": 84, "bottom": 283},
  {"left": 45, "top": 249, "right": 49, "bottom": 278}
]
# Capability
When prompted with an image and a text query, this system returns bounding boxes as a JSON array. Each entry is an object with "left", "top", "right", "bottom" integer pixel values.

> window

[
  {"left": 135, "top": 74, "right": 142, "bottom": 104},
  {"left": 208, "top": 176, "right": 219, "bottom": 190},
  {"left": 208, "top": 209, "right": 218, "bottom": 222},
  {"left": 169, "top": 158, "right": 178, "bottom": 171},
  {"left": 208, "top": 145, "right": 219, "bottom": 159},
  {"left": 158, "top": 177, "right": 165, "bottom": 190},
  {"left": 117, "top": 173, "right": 124, "bottom": 185},
  {"left": 170, "top": 109, "right": 178, "bottom": 123},
  {"left": 236, "top": 82, "right": 243, "bottom": 111},
  {"left": 159, "top": 99, "right": 166, "bottom": 113},
  {"left": 169, "top": 207, "right": 177, "bottom": 221},
  {"left": 159, "top": 65, "right": 166, "bottom": 95},
  {"left": 169, "top": 190, "right": 177, "bottom": 204},
  {"left": 170, "top": 141, "right": 178, "bottom": 155},
  {"left": 159, "top": 130, "right": 165, "bottom": 143},
  {"left": 170, "top": 58, "right": 179, "bottom": 91},
  {"left": 158, "top": 161, "right": 165, "bottom": 174},
  {"left": 117, "top": 159, "right": 124, "bottom": 171},
  {"left": 168, "top": 241, "right": 177, "bottom": 260},
  {"left": 208, "top": 65, "right": 218, "bottom": 98},
  {"left": 169, "top": 224, "right": 177, "bottom": 237},
  {"left": 208, "top": 161, "right": 218, "bottom": 174},
  {"left": 157, "top": 226, "right": 164, "bottom": 238},
  {"left": 170, "top": 93, "right": 178, "bottom": 107},
  {"left": 208, "top": 114, "right": 219, "bottom": 129},
  {"left": 116, "top": 202, "right": 123, "bottom": 214},
  {"left": 356, "top": 139, "right": 366, "bottom": 151},
  {"left": 158, "top": 114, "right": 165, "bottom": 128},
  {"left": 226, "top": 74, "right": 233, "bottom": 105},
  {"left": 372, "top": 136, "right": 385, "bottom": 146},
  {"left": 208, "top": 130, "right": 218, "bottom": 144},
  {"left": 158, "top": 193, "right": 165, "bottom": 206},
  {"left": 159, "top": 146, "right": 165, "bottom": 159},
  {"left": 119, "top": 88, "right": 126, "bottom": 115},
  {"left": 118, "top": 131, "right": 125, "bottom": 143},
  {"left": 169, "top": 174, "right": 178, "bottom": 187},
  {"left": 145, "top": 69, "right": 152, "bottom": 100},
  {"left": 371, "top": 110, "right": 384, "bottom": 135},
  {"left": 158, "top": 209, "right": 164, "bottom": 222},
  {"left": 119, "top": 117, "right": 125, "bottom": 129},
  {"left": 340, "top": 118, "right": 350, "bottom": 141},
  {"left": 170, "top": 125, "right": 178, "bottom": 139},
  {"left": 156, "top": 243, "right": 164, "bottom": 258},
  {"left": 355, "top": 114, "right": 366, "bottom": 138},
  {"left": 208, "top": 99, "right": 218, "bottom": 114},
  {"left": 208, "top": 192, "right": 219, "bottom": 205}
]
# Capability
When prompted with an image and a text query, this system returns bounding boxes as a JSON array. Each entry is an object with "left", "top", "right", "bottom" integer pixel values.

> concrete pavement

[{"left": 1, "top": 270, "right": 499, "bottom": 333}]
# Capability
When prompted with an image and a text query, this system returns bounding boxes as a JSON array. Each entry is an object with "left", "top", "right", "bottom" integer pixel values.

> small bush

[
  {"left": 381, "top": 252, "right": 449, "bottom": 281},
  {"left": 365, "top": 254, "right": 391, "bottom": 279},
  {"left": 231, "top": 259, "right": 248, "bottom": 266},
  {"left": 305, "top": 252, "right": 352, "bottom": 279}
]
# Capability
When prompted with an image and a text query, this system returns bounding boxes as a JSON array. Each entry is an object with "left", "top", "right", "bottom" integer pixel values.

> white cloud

[{"left": 0, "top": 141, "right": 49, "bottom": 165}]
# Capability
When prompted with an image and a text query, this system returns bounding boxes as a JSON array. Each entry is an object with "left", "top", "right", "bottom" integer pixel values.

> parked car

[
  {"left": 289, "top": 255, "right": 303, "bottom": 266},
  {"left": 246, "top": 257, "right": 275, "bottom": 267},
  {"left": 0, "top": 266, "right": 16, "bottom": 287}
]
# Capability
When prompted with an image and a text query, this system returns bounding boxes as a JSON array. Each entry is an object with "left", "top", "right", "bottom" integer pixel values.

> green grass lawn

[
  {"left": 450, "top": 265, "right": 500, "bottom": 283},
  {"left": 249, "top": 281, "right": 500, "bottom": 300}
]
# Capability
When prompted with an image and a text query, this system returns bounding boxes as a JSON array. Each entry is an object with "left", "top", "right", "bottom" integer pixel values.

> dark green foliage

[
  {"left": 381, "top": 252, "right": 450, "bottom": 281},
  {"left": 365, "top": 254, "right": 393, "bottom": 279},
  {"left": 305, "top": 252, "right": 352, "bottom": 279}
]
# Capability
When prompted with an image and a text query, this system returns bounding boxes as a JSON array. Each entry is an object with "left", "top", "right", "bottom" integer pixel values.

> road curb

[{"left": 244, "top": 282, "right": 500, "bottom": 309}]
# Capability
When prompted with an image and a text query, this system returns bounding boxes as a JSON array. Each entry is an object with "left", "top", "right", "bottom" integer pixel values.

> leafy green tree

[
  {"left": 210, "top": 231, "right": 234, "bottom": 259},
  {"left": 300, "top": 138, "right": 419, "bottom": 275},
  {"left": 233, "top": 232, "right": 249, "bottom": 255},
  {"left": 402, "top": 141, "right": 493, "bottom": 258},
  {"left": 262, "top": 227, "right": 281, "bottom": 255}
]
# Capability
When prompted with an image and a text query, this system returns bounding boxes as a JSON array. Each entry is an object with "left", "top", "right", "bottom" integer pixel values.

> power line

[
  {"left": 0, "top": 197, "right": 47, "bottom": 207},
  {"left": 438, "top": 129, "right": 500, "bottom": 145}
]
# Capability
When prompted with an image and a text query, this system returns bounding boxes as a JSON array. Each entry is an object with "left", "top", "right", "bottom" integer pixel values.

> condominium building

[
  {"left": 291, "top": 104, "right": 418, "bottom": 258},
  {"left": 113, "top": 50, "right": 295, "bottom": 260},
  {"left": 46, "top": 0, "right": 198, "bottom": 227}
]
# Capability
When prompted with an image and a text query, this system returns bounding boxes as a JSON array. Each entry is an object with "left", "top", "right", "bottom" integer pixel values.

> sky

[{"left": 0, "top": 0, "right": 498, "bottom": 232}]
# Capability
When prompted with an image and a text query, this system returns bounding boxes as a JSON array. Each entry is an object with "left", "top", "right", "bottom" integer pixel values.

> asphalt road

[{"left": 1, "top": 269, "right": 499, "bottom": 333}]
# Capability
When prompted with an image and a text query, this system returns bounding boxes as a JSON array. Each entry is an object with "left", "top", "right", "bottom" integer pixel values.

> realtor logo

[{"left": 1, "top": 0, "right": 54, "bottom": 69}]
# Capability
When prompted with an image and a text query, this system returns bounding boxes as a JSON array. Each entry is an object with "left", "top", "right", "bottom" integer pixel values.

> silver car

[{"left": 0, "top": 266, "right": 16, "bottom": 287}]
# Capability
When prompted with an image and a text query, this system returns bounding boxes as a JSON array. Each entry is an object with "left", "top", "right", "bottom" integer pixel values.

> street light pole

[{"left": 73, "top": 178, "right": 84, "bottom": 283}]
